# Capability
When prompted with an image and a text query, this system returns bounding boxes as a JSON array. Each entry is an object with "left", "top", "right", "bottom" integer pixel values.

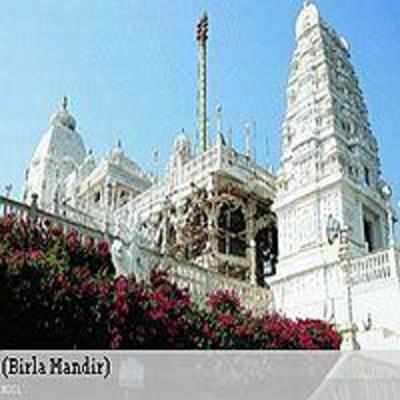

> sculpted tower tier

[
  {"left": 275, "top": 2, "right": 394, "bottom": 277},
  {"left": 271, "top": 3, "right": 398, "bottom": 338}
]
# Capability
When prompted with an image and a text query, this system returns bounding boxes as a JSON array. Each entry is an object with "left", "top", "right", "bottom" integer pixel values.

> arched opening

[{"left": 217, "top": 202, "right": 247, "bottom": 258}]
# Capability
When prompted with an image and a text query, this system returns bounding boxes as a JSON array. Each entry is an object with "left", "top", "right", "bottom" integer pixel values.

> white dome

[{"left": 296, "top": 2, "right": 320, "bottom": 39}]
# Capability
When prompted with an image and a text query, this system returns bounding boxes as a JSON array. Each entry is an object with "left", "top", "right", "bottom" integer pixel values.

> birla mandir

[{"left": 4, "top": 2, "right": 399, "bottom": 350}]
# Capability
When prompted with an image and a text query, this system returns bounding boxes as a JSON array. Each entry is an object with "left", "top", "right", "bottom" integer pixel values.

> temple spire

[
  {"left": 245, "top": 123, "right": 252, "bottom": 159},
  {"left": 62, "top": 95, "right": 68, "bottom": 111},
  {"left": 216, "top": 104, "right": 223, "bottom": 133},
  {"left": 196, "top": 12, "right": 209, "bottom": 153}
]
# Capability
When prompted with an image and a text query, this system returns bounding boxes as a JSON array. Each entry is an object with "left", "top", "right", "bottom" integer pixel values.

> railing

[
  {"left": 1, "top": 194, "right": 271, "bottom": 311},
  {"left": 350, "top": 248, "right": 395, "bottom": 286},
  {"left": 138, "top": 245, "right": 272, "bottom": 313},
  {"left": 61, "top": 203, "right": 103, "bottom": 230},
  {"left": 171, "top": 263, "right": 272, "bottom": 313},
  {"left": 0, "top": 194, "right": 115, "bottom": 244}
]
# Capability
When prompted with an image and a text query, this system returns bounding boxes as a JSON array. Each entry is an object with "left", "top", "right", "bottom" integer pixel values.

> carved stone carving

[{"left": 111, "top": 222, "right": 159, "bottom": 280}]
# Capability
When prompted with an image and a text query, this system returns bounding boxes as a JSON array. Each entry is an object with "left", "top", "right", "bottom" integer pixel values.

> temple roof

[
  {"left": 296, "top": 1, "right": 320, "bottom": 39},
  {"left": 31, "top": 98, "right": 86, "bottom": 169}
]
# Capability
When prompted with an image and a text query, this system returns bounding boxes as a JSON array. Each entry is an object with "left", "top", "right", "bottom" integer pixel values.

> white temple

[
  {"left": 271, "top": 2, "right": 399, "bottom": 349},
  {"left": 21, "top": 3, "right": 400, "bottom": 349},
  {"left": 23, "top": 96, "right": 153, "bottom": 230}
]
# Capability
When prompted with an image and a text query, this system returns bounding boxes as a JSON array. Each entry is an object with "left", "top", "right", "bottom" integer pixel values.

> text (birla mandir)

[{"left": 5, "top": 356, "right": 108, "bottom": 377}]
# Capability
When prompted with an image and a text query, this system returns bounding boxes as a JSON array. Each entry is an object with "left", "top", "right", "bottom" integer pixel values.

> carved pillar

[
  {"left": 111, "top": 183, "right": 117, "bottom": 211},
  {"left": 205, "top": 195, "right": 217, "bottom": 269},
  {"left": 105, "top": 180, "right": 112, "bottom": 210},
  {"left": 53, "top": 186, "right": 60, "bottom": 215},
  {"left": 387, "top": 204, "right": 395, "bottom": 247},
  {"left": 208, "top": 196, "right": 216, "bottom": 243},
  {"left": 161, "top": 209, "right": 168, "bottom": 255},
  {"left": 358, "top": 197, "right": 364, "bottom": 250},
  {"left": 339, "top": 225, "right": 360, "bottom": 350},
  {"left": 247, "top": 199, "right": 257, "bottom": 285},
  {"left": 102, "top": 185, "right": 106, "bottom": 208},
  {"left": 86, "top": 183, "right": 91, "bottom": 212},
  {"left": 103, "top": 181, "right": 111, "bottom": 230}
]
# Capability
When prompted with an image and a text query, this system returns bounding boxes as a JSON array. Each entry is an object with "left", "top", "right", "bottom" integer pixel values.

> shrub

[{"left": 0, "top": 216, "right": 342, "bottom": 350}]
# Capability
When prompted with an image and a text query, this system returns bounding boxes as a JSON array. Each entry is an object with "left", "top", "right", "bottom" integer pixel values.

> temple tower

[
  {"left": 274, "top": 2, "right": 394, "bottom": 278},
  {"left": 23, "top": 97, "right": 86, "bottom": 211}
]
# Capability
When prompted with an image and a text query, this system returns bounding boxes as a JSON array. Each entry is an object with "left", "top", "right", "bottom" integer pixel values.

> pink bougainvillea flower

[{"left": 97, "top": 241, "right": 110, "bottom": 258}]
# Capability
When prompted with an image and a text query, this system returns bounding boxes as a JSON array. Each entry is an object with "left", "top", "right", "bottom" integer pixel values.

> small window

[
  {"left": 94, "top": 191, "right": 101, "bottom": 203},
  {"left": 364, "top": 167, "right": 370, "bottom": 186}
]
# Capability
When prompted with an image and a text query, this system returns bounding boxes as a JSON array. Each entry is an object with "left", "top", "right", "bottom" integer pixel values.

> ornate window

[{"left": 216, "top": 198, "right": 247, "bottom": 258}]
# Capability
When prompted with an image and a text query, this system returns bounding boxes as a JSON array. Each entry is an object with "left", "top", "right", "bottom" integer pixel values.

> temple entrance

[
  {"left": 255, "top": 226, "right": 278, "bottom": 287},
  {"left": 362, "top": 205, "right": 383, "bottom": 253},
  {"left": 363, "top": 218, "right": 374, "bottom": 253}
]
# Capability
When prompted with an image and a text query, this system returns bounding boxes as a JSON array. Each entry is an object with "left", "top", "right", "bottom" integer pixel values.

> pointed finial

[
  {"left": 215, "top": 106, "right": 224, "bottom": 146},
  {"left": 62, "top": 96, "right": 68, "bottom": 110},
  {"left": 216, "top": 104, "right": 223, "bottom": 133},
  {"left": 196, "top": 11, "right": 209, "bottom": 44},
  {"left": 228, "top": 127, "right": 233, "bottom": 148},
  {"left": 245, "top": 122, "right": 252, "bottom": 159},
  {"left": 152, "top": 147, "right": 160, "bottom": 163},
  {"left": 304, "top": 0, "right": 314, "bottom": 8},
  {"left": 4, "top": 184, "right": 13, "bottom": 198},
  {"left": 117, "top": 139, "right": 122, "bottom": 148}
]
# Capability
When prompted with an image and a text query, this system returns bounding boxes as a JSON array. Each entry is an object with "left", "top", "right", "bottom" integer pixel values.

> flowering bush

[{"left": 0, "top": 216, "right": 342, "bottom": 349}]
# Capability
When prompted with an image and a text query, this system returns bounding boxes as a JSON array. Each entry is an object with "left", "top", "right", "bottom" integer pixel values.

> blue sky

[{"left": 0, "top": 0, "right": 399, "bottom": 206}]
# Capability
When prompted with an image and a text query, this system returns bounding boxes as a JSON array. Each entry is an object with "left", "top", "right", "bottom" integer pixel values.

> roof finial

[
  {"left": 196, "top": 11, "right": 209, "bottom": 44},
  {"left": 62, "top": 96, "right": 68, "bottom": 111},
  {"left": 216, "top": 104, "right": 223, "bottom": 133},
  {"left": 245, "top": 122, "right": 252, "bottom": 159}
]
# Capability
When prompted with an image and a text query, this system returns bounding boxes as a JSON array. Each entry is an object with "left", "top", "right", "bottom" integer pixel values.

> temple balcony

[{"left": 114, "top": 142, "right": 276, "bottom": 234}]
